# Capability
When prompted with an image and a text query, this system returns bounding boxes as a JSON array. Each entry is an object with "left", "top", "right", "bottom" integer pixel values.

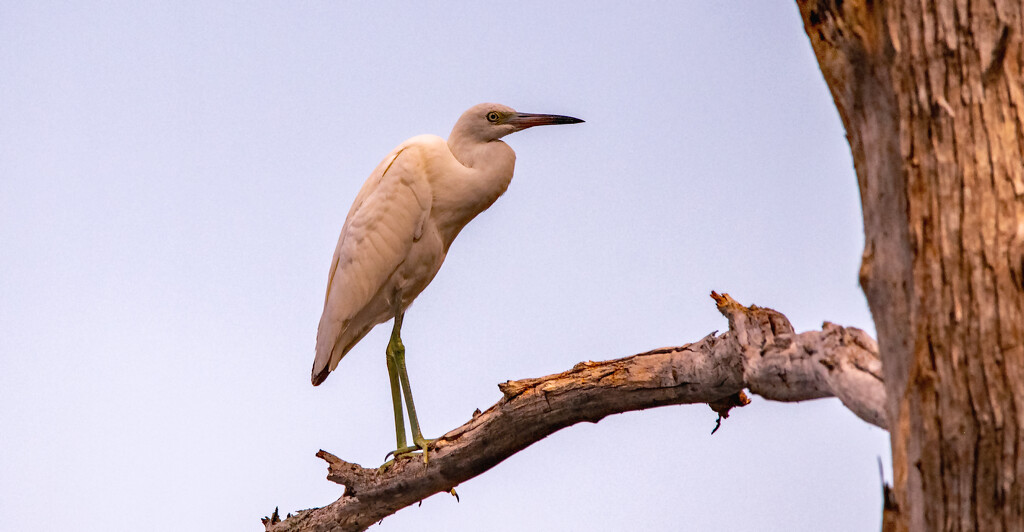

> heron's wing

[{"left": 313, "top": 144, "right": 432, "bottom": 384}]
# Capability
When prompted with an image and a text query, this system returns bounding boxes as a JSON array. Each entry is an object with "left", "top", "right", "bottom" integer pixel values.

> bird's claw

[
  {"left": 381, "top": 437, "right": 436, "bottom": 469},
  {"left": 383, "top": 444, "right": 417, "bottom": 462}
]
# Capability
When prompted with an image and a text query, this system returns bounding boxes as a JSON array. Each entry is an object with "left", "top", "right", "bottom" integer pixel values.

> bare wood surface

[
  {"left": 795, "top": 1, "right": 1024, "bottom": 529},
  {"left": 264, "top": 292, "right": 885, "bottom": 532}
]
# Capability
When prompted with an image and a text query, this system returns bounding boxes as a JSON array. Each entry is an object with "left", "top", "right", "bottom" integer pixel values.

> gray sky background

[{"left": 1, "top": 2, "right": 891, "bottom": 530}]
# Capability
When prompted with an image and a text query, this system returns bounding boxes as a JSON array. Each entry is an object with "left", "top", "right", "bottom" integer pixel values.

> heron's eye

[{"left": 486, "top": 111, "right": 501, "bottom": 123}]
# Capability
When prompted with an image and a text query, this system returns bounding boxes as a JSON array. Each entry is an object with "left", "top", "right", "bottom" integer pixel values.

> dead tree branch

[{"left": 264, "top": 291, "right": 886, "bottom": 532}]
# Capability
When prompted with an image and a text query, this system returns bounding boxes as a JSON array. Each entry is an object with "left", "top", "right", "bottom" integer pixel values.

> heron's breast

[{"left": 393, "top": 223, "right": 447, "bottom": 307}]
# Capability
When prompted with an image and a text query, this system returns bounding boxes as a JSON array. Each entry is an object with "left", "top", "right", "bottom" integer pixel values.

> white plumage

[{"left": 311, "top": 103, "right": 582, "bottom": 459}]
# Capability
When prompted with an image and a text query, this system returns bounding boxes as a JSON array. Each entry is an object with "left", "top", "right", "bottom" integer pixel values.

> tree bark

[
  {"left": 263, "top": 293, "right": 887, "bottom": 532},
  {"left": 795, "top": 2, "right": 1024, "bottom": 530}
]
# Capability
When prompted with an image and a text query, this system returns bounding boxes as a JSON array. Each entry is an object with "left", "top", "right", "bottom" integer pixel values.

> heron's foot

[
  {"left": 384, "top": 436, "right": 437, "bottom": 465},
  {"left": 377, "top": 459, "right": 396, "bottom": 474}
]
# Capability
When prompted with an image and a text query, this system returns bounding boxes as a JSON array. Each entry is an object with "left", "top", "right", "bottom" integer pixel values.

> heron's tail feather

[
  {"left": 312, "top": 318, "right": 343, "bottom": 386},
  {"left": 312, "top": 318, "right": 377, "bottom": 386},
  {"left": 311, "top": 363, "right": 331, "bottom": 386}
]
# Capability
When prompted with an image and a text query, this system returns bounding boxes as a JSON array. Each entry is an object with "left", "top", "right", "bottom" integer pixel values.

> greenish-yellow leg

[
  {"left": 385, "top": 311, "right": 436, "bottom": 464},
  {"left": 385, "top": 330, "right": 407, "bottom": 451}
]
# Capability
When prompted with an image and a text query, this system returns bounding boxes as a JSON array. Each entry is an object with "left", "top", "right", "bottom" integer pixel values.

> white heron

[{"left": 313, "top": 103, "right": 583, "bottom": 462}]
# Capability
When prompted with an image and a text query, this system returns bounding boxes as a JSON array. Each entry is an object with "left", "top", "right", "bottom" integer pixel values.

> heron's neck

[
  {"left": 435, "top": 137, "right": 516, "bottom": 246},
  {"left": 446, "top": 136, "right": 516, "bottom": 186},
  {"left": 448, "top": 134, "right": 507, "bottom": 166}
]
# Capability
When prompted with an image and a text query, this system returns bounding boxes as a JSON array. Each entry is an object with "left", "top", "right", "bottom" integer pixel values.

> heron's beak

[{"left": 507, "top": 112, "right": 584, "bottom": 130}]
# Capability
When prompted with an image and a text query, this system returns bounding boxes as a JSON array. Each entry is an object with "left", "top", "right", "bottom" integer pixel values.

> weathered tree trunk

[{"left": 795, "top": 1, "right": 1024, "bottom": 530}]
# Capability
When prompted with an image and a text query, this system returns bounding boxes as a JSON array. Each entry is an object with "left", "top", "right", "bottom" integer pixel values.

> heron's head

[{"left": 451, "top": 103, "right": 583, "bottom": 142}]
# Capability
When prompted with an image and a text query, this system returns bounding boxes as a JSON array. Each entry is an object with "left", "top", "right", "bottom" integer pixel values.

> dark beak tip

[{"left": 552, "top": 115, "right": 584, "bottom": 125}]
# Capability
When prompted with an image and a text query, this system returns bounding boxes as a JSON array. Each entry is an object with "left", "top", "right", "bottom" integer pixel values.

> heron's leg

[
  {"left": 385, "top": 319, "right": 407, "bottom": 451},
  {"left": 389, "top": 311, "right": 436, "bottom": 463}
]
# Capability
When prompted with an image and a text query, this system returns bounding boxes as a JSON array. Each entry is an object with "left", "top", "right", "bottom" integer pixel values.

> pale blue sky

[{"left": 1, "top": 2, "right": 890, "bottom": 530}]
